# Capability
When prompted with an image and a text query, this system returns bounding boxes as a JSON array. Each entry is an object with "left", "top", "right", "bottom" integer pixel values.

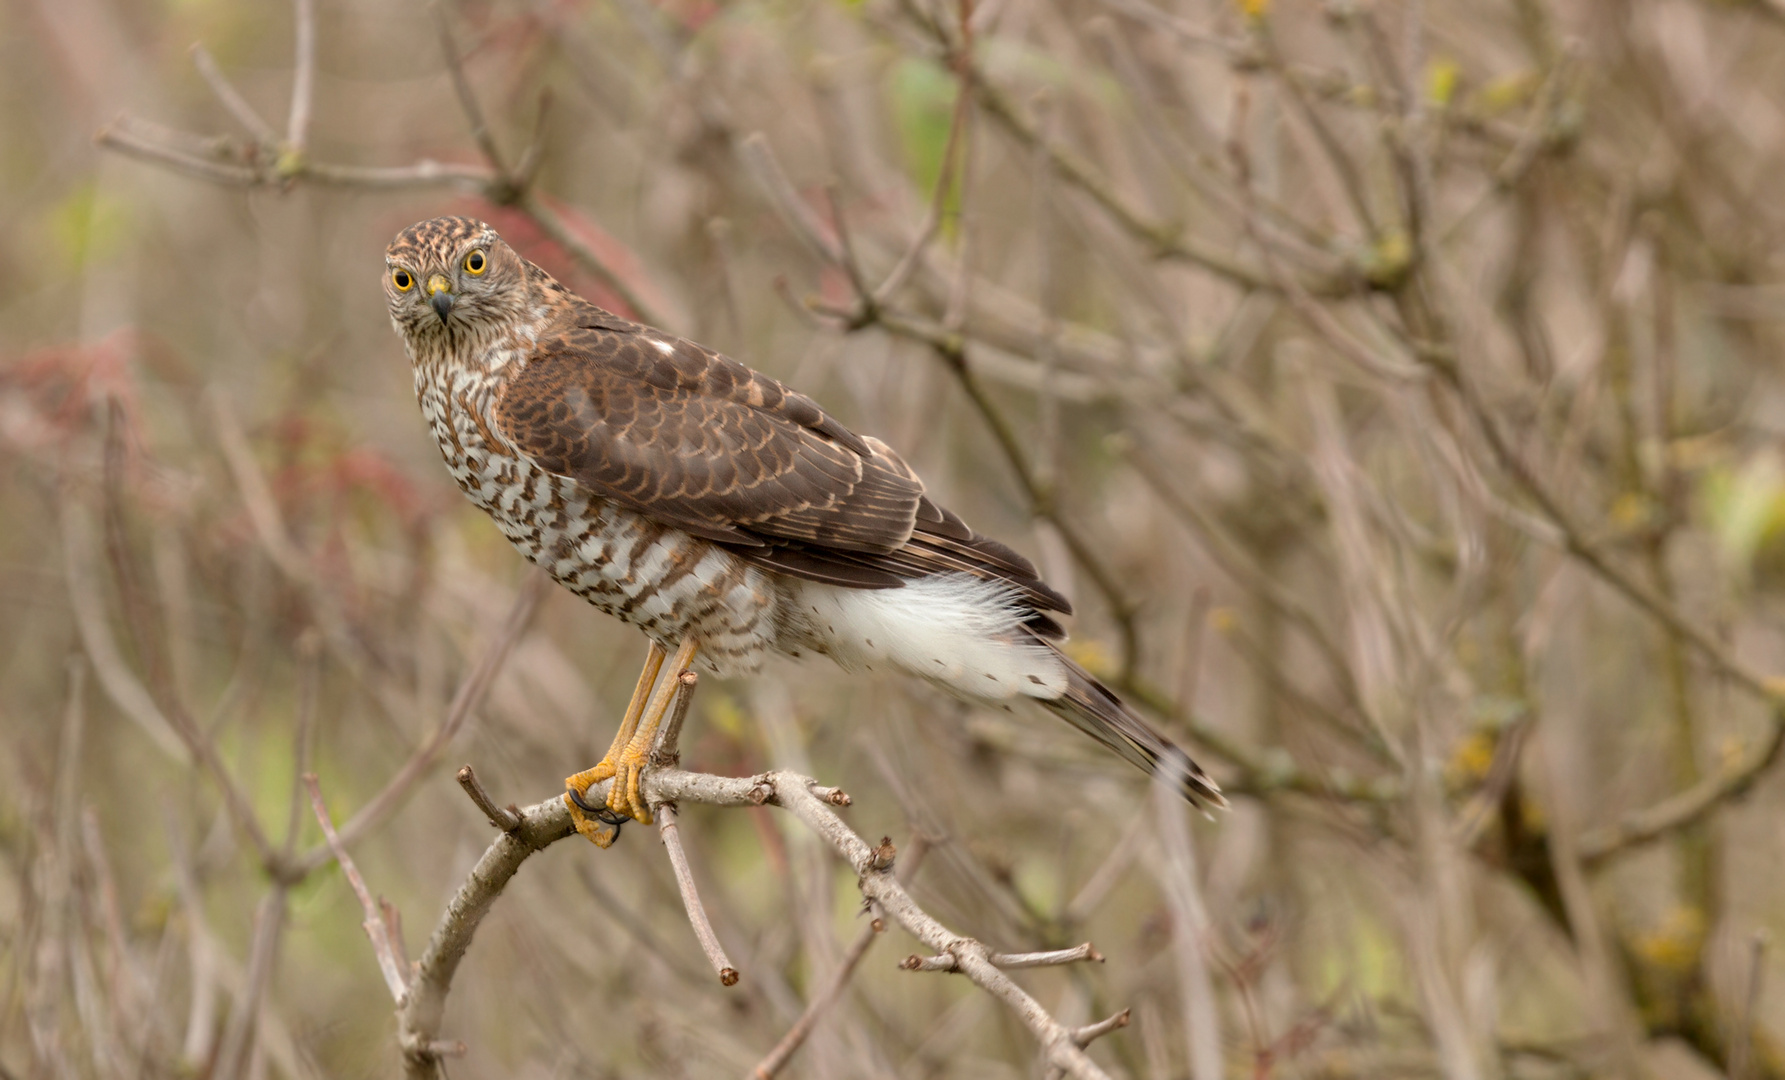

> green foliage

[
  {"left": 47, "top": 181, "right": 132, "bottom": 273},
  {"left": 1703, "top": 451, "right": 1785, "bottom": 581},
  {"left": 887, "top": 56, "right": 957, "bottom": 196}
]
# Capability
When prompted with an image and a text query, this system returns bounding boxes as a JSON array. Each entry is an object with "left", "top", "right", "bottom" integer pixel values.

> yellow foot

[
  {"left": 563, "top": 637, "right": 700, "bottom": 848},
  {"left": 565, "top": 762, "right": 623, "bottom": 847},
  {"left": 609, "top": 743, "right": 654, "bottom": 825}
]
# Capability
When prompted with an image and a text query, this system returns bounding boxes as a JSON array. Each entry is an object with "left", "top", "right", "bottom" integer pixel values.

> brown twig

[
  {"left": 1070, "top": 1008, "right": 1131, "bottom": 1047},
  {"left": 432, "top": 0, "right": 509, "bottom": 177},
  {"left": 901, "top": 942, "right": 1103, "bottom": 972},
  {"left": 641, "top": 667, "right": 739, "bottom": 985},
  {"left": 190, "top": 44, "right": 278, "bottom": 146},
  {"left": 1417, "top": 347, "right": 1785, "bottom": 859},
  {"left": 516, "top": 192, "right": 670, "bottom": 328},
  {"left": 398, "top": 769, "right": 1117, "bottom": 1080},
  {"left": 98, "top": 120, "right": 495, "bottom": 188},
  {"left": 455, "top": 766, "right": 521, "bottom": 831},
  {"left": 293, "top": 570, "right": 549, "bottom": 874},
  {"left": 751, "top": 914, "right": 883, "bottom": 1079},
  {"left": 750, "top": 835, "right": 930, "bottom": 1079},
  {"left": 871, "top": 0, "right": 976, "bottom": 306},
  {"left": 1226, "top": 104, "right": 1422, "bottom": 384},
  {"left": 895, "top": 0, "right": 1358, "bottom": 297},
  {"left": 739, "top": 132, "right": 843, "bottom": 266},
  {"left": 656, "top": 804, "right": 740, "bottom": 986},
  {"left": 651, "top": 670, "right": 700, "bottom": 765},
  {"left": 99, "top": 12, "right": 670, "bottom": 338},
  {"left": 304, "top": 775, "right": 408, "bottom": 1005},
  {"left": 210, "top": 888, "right": 287, "bottom": 1080}
]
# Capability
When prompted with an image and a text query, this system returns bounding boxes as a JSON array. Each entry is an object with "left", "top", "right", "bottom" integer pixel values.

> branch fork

[{"left": 340, "top": 756, "right": 1129, "bottom": 1080}]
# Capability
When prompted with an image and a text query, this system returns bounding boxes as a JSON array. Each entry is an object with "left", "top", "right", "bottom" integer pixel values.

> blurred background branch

[{"left": 6, "top": 0, "right": 1785, "bottom": 1076}]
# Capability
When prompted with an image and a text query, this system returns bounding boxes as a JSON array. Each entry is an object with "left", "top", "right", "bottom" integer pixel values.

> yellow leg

[
  {"left": 609, "top": 638, "right": 700, "bottom": 824},
  {"left": 565, "top": 641, "right": 666, "bottom": 847}
]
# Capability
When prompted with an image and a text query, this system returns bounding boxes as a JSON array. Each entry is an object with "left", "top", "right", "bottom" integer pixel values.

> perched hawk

[{"left": 383, "top": 216, "right": 1222, "bottom": 843}]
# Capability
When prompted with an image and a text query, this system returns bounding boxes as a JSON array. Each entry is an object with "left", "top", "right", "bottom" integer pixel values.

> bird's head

[{"left": 383, "top": 216, "right": 529, "bottom": 345}]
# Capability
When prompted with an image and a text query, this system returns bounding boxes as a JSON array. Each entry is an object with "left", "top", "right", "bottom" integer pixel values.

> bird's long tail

[{"left": 1035, "top": 635, "right": 1227, "bottom": 811}]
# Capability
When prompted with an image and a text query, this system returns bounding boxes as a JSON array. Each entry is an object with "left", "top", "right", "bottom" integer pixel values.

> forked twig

[
  {"left": 292, "top": 570, "right": 549, "bottom": 874},
  {"left": 751, "top": 835, "right": 931, "bottom": 1079},
  {"left": 399, "top": 768, "right": 1119, "bottom": 1080}
]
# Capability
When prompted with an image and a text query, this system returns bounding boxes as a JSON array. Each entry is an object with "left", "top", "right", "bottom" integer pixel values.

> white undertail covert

[{"left": 793, "top": 574, "right": 1069, "bottom": 700}]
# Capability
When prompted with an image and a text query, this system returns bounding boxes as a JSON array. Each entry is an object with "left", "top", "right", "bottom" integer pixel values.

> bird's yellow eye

[
  {"left": 463, "top": 250, "right": 486, "bottom": 275},
  {"left": 392, "top": 269, "right": 414, "bottom": 291}
]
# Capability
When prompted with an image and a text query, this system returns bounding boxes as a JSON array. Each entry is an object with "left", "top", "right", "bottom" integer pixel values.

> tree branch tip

[
  {"left": 456, "top": 763, "right": 522, "bottom": 831},
  {"left": 1070, "top": 1009, "right": 1130, "bottom": 1047},
  {"left": 720, "top": 967, "right": 740, "bottom": 986},
  {"left": 983, "top": 943, "right": 1103, "bottom": 969},
  {"left": 811, "top": 783, "right": 852, "bottom": 806}
]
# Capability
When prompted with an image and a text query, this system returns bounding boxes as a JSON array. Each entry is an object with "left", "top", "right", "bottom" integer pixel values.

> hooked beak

[{"left": 426, "top": 274, "right": 454, "bottom": 323}]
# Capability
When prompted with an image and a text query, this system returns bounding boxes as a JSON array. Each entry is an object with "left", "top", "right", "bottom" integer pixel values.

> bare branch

[
  {"left": 902, "top": 942, "right": 1103, "bottom": 972},
  {"left": 305, "top": 775, "right": 408, "bottom": 1005},
  {"left": 750, "top": 836, "right": 928, "bottom": 1080},
  {"left": 455, "top": 765, "right": 521, "bottom": 832},
  {"left": 210, "top": 888, "right": 287, "bottom": 1080},
  {"left": 397, "top": 768, "right": 1117, "bottom": 1080},
  {"left": 651, "top": 669, "right": 701, "bottom": 765},
  {"left": 1070, "top": 1009, "right": 1131, "bottom": 1048},
  {"left": 1577, "top": 722, "right": 1785, "bottom": 865},
  {"left": 285, "top": 0, "right": 317, "bottom": 153},
  {"left": 518, "top": 193, "right": 670, "bottom": 329},
  {"left": 98, "top": 117, "right": 495, "bottom": 191},
  {"left": 770, "top": 780, "right": 1116, "bottom": 1080},
  {"left": 294, "top": 570, "right": 549, "bottom": 874},
  {"left": 95, "top": 120, "right": 262, "bottom": 185},
  {"left": 190, "top": 45, "right": 278, "bottom": 145},
  {"left": 739, "top": 132, "right": 843, "bottom": 266},
  {"left": 657, "top": 804, "right": 740, "bottom": 986},
  {"left": 432, "top": 0, "right": 508, "bottom": 175},
  {"left": 1226, "top": 101, "right": 1423, "bottom": 384},
  {"left": 751, "top": 915, "right": 883, "bottom": 1079},
  {"left": 399, "top": 792, "right": 577, "bottom": 1078}
]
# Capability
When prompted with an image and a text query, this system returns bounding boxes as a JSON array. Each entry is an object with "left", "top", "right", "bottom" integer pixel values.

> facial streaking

[{"left": 382, "top": 216, "right": 528, "bottom": 343}]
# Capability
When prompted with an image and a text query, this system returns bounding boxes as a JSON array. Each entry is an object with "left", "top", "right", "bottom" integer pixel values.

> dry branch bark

[{"left": 389, "top": 767, "right": 1123, "bottom": 1080}]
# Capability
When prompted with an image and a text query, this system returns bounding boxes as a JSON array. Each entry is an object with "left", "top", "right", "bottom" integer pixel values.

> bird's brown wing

[{"left": 495, "top": 311, "right": 1070, "bottom": 622}]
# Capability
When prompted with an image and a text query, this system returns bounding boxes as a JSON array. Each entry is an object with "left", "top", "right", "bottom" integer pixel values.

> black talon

[{"left": 568, "top": 785, "right": 631, "bottom": 830}]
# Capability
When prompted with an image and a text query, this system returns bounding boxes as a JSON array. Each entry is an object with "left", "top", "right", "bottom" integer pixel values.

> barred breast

[{"left": 414, "top": 364, "right": 780, "bottom": 676}]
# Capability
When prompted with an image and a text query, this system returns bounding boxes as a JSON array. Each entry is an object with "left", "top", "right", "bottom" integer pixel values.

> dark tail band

[{"left": 1037, "top": 637, "right": 1226, "bottom": 810}]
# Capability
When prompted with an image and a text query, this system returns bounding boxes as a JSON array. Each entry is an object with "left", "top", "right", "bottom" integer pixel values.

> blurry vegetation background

[{"left": 7, "top": 0, "right": 1785, "bottom": 1076}]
